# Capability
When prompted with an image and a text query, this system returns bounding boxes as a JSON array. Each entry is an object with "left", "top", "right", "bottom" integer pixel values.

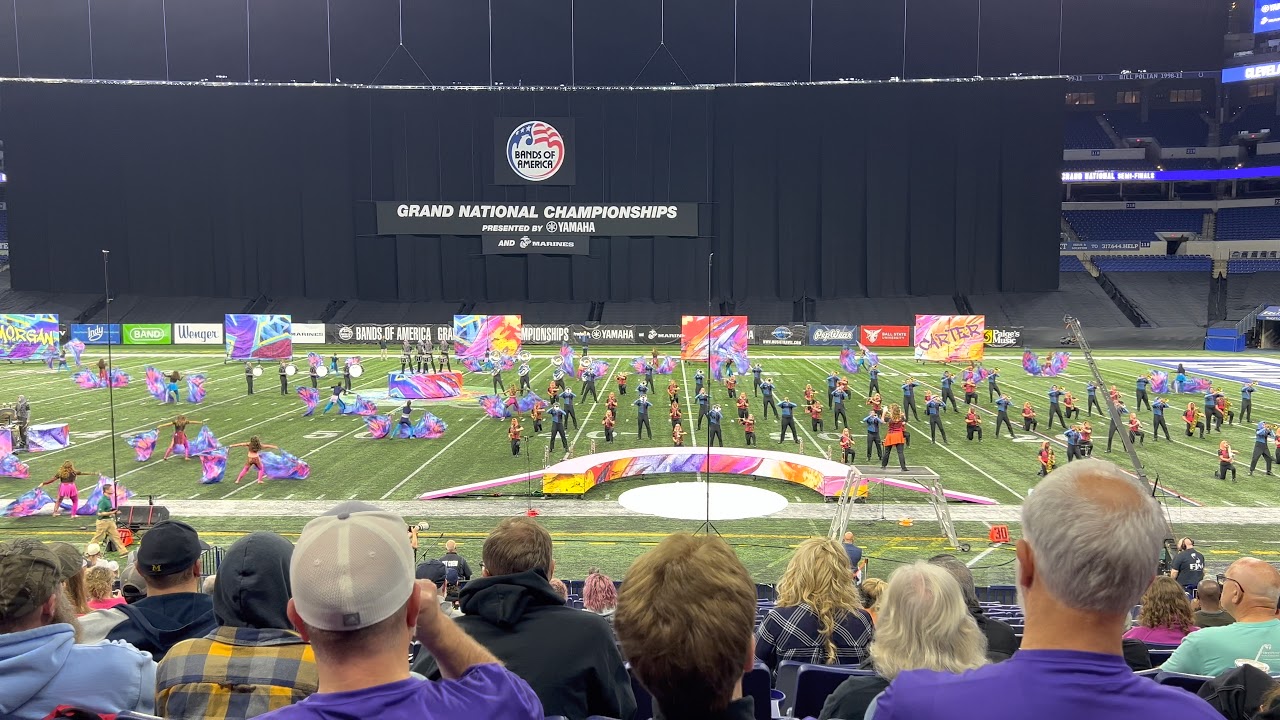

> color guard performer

[
  {"left": 965, "top": 406, "right": 982, "bottom": 441},
  {"left": 879, "top": 405, "right": 908, "bottom": 471},
  {"left": 322, "top": 383, "right": 347, "bottom": 414},
  {"left": 158, "top": 415, "right": 205, "bottom": 460},
  {"left": 41, "top": 461, "right": 97, "bottom": 517},
  {"left": 504, "top": 387, "right": 519, "bottom": 419},
  {"left": 231, "top": 437, "right": 277, "bottom": 485},
  {"left": 508, "top": 418, "right": 523, "bottom": 456},
  {"left": 1219, "top": 440, "right": 1238, "bottom": 481}
]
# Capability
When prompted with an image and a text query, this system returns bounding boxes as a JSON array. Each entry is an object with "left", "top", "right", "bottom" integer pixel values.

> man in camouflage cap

[{"left": 0, "top": 538, "right": 156, "bottom": 719}]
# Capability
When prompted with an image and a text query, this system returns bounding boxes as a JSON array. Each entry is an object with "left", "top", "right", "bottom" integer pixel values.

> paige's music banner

[
  {"left": 375, "top": 202, "right": 700, "bottom": 237},
  {"left": 984, "top": 327, "right": 1023, "bottom": 348},
  {"left": 483, "top": 234, "right": 589, "bottom": 255},
  {"left": 913, "top": 315, "right": 986, "bottom": 362}
]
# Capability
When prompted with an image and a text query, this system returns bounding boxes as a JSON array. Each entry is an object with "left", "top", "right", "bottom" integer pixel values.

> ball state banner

[
  {"left": 0, "top": 314, "right": 59, "bottom": 360},
  {"left": 913, "top": 315, "right": 986, "bottom": 363},
  {"left": 225, "top": 314, "right": 292, "bottom": 361},
  {"left": 388, "top": 372, "right": 464, "bottom": 400},
  {"left": 680, "top": 316, "right": 750, "bottom": 380},
  {"left": 542, "top": 451, "right": 826, "bottom": 495},
  {"left": 453, "top": 315, "right": 522, "bottom": 371}
]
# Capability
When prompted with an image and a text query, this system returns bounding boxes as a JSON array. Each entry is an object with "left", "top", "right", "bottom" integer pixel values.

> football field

[{"left": 2, "top": 345, "right": 1279, "bottom": 584}]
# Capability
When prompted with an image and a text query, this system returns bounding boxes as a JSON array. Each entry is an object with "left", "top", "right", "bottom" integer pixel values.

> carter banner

[
  {"left": 376, "top": 202, "right": 700, "bottom": 237},
  {"left": 913, "top": 315, "right": 986, "bottom": 362},
  {"left": 984, "top": 327, "right": 1023, "bottom": 348}
]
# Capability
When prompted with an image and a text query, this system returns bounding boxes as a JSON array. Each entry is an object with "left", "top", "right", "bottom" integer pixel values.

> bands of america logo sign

[{"left": 506, "top": 121, "right": 565, "bottom": 182}]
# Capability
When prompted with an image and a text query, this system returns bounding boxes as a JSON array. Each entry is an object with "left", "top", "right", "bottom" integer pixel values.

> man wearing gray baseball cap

[
  {"left": 256, "top": 501, "right": 541, "bottom": 720},
  {"left": 0, "top": 538, "right": 156, "bottom": 719}
]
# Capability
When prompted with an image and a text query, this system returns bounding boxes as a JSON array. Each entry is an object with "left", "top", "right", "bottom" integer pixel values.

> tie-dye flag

[{"left": 127, "top": 429, "right": 159, "bottom": 462}]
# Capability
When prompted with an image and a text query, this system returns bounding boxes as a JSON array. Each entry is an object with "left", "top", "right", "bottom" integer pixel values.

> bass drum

[
  {"left": 284, "top": 363, "right": 298, "bottom": 376},
  {"left": 251, "top": 366, "right": 263, "bottom": 377},
  {"left": 348, "top": 363, "right": 364, "bottom": 378},
  {"left": 314, "top": 364, "right": 330, "bottom": 377}
]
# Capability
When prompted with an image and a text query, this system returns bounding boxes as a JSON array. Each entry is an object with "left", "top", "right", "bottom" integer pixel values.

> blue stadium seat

[
  {"left": 793, "top": 664, "right": 878, "bottom": 719},
  {"left": 1063, "top": 210, "right": 1205, "bottom": 246},
  {"left": 1148, "top": 648, "right": 1176, "bottom": 666},
  {"left": 1059, "top": 255, "right": 1086, "bottom": 272},
  {"left": 1155, "top": 671, "right": 1212, "bottom": 692},
  {"left": 1092, "top": 255, "right": 1212, "bottom": 273},
  {"left": 742, "top": 664, "right": 773, "bottom": 720},
  {"left": 1217, "top": 207, "right": 1280, "bottom": 241},
  {"left": 1228, "top": 258, "right": 1280, "bottom": 273},
  {"left": 1106, "top": 109, "right": 1211, "bottom": 147},
  {"left": 1222, "top": 104, "right": 1280, "bottom": 142},
  {"left": 1061, "top": 158, "right": 1155, "bottom": 172}
]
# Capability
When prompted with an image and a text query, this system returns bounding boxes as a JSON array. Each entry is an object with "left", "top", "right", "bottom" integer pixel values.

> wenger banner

[
  {"left": 376, "top": 202, "right": 700, "bottom": 237},
  {"left": 807, "top": 324, "right": 859, "bottom": 346},
  {"left": 984, "top": 327, "right": 1024, "bottom": 348},
  {"left": 913, "top": 315, "right": 986, "bottom": 362}
]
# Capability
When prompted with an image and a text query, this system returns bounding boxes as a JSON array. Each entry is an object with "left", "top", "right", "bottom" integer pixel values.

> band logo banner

[
  {"left": 749, "top": 325, "right": 807, "bottom": 346},
  {"left": 122, "top": 324, "right": 172, "bottom": 345},
  {"left": 494, "top": 118, "right": 576, "bottom": 186},
  {"left": 860, "top": 325, "right": 911, "bottom": 348},
  {"left": 376, "top": 202, "right": 700, "bottom": 237},
  {"left": 225, "top": 314, "right": 292, "bottom": 361},
  {"left": 913, "top": 315, "right": 986, "bottom": 362},
  {"left": 453, "top": 315, "right": 522, "bottom": 370},
  {"left": 70, "top": 324, "right": 121, "bottom": 346},
  {"left": 807, "top": 324, "right": 859, "bottom": 346},
  {"left": 0, "top": 314, "right": 59, "bottom": 359},
  {"left": 329, "top": 325, "right": 447, "bottom": 344},
  {"left": 984, "top": 327, "right": 1023, "bottom": 348},
  {"left": 681, "top": 316, "right": 749, "bottom": 380},
  {"left": 483, "top": 234, "right": 589, "bottom": 255}
]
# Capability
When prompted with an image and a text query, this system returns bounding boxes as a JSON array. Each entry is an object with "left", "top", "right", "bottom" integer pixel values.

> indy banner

[{"left": 375, "top": 202, "right": 700, "bottom": 237}]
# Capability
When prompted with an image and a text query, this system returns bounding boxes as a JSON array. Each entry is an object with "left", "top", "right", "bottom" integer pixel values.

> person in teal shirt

[{"left": 1162, "top": 558, "right": 1280, "bottom": 676}]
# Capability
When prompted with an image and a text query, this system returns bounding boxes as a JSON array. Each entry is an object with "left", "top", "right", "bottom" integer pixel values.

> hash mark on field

[
  {"left": 348, "top": 493, "right": 358, "bottom": 499},
  {"left": 252, "top": 494, "right": 263, "bottom": 499},
  {"left": 187, "top": 493, "right": 200, "bottom": 499},
  {"left": 1258, "top": 501, "right": 1270, "bottom": 506},
  {"left": 284, "top": 494, "right": 295, "bottom": 499},
  {"left": 315, "top": 494, "right": 325, "bottom": 500}
]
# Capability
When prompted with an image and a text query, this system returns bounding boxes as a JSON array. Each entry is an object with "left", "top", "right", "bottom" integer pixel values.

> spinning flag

[
  {"left": 186, "top": 374, "right": 207, "bottom": 404},
  {"left": 261, "top": 450, "right": 310, "bottom": 480},
  {"left": 1022, "top": 350, "right": 1070, "bottom": 377},
  {"left": 411, "top": 412, "right": 448, "bottom": 439},
  {"left": 307, "top": 352, "right": 322, "bottom": 367},
  {"left": 365, "top": 415, "right": 392, "bottom": 439},
  {"left": 69, "top": 476, "right": 134, "bottom": 516},
  {"left": 72, "top": 368, "right": 131, "bottom": 389},
  {"left": 517, "top": 392, "right": 547, "bottom": 414},
  {"left": 478, "top": 395, "right": 508, "bottom": 419},
  {"left": 144, "top": 367, "right": 168, "bottom": 400},
  {"left": 0, "top": 453, "right": 29, "bottom": 479},
  {"left": 297, "top": 387, "right": 319, "bottom": 417},
  {"left": 339, "top": 396, "right": 379, "bottom": 416},
  {"left": 188, "top": 425, "right": 220, "bottom": 455},
  {"left": 963, "top": 366, "right": 993, "bottom": 384},
  {"left": 68, "top": 340, "right": 85, "bottom": 366},
  {"left": 5, "top": 487, "right": 52, "bottom": 518},
  {"left": 127, "top": 429, "right": 159, "bottom": 462},
  {"left": 1149, "top": 371, "right": 1169, "bottom": 394},
  {"left": 200, "top": 447, "right": 228, "bottom": 484},
  {"left": 1182, "top": 377, "right": 1213, "bottom": 393},
  {"left": 839, "top": 346, "right": 861, "bottom": 374},
  {"left": 557, "top": 344, "right": 577, "bottom": 378}
]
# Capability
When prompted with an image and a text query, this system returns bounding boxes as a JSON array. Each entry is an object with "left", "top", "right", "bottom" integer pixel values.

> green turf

[{"left": 0, "top": 345, "right": 1276, "bottom": 584}]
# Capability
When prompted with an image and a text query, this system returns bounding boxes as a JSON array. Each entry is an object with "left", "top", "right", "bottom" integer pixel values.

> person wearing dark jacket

[
  {"left": 928, "top": 554, "right": 1019, "bottom": 661},
  {"left": 155, "top": 531, "right": 319, "bottom": 719},
  {"left": 412, "top": 517, "right": 635, "bottom": 720},
  {"left": 78, "top": 520, "right": 217, "bottom": 661},
  {"left": 439, "top": 540, "right": 472, "bottom": 582}
]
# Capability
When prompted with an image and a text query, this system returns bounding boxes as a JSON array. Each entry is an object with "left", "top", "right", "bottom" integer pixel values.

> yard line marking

[
  {"left": 966, "top": 544, "right": 1003, "bottom": 567},
  {"left": 187, "top": 493, "right": 200, "bottom": 499},
  {"left": 679, "top": 357, "right": 700, "bottom": 449},
  {"left": 382, "top": 417, "right": 488, "bottom": 500},
  {"left": 568, "top": 357, "right": 623, "bottom": 455},
  {"left": 284, "top": 494, "right": 295, "bottom": 500},
  {"left": 253, "top": 493, "right": 263, "bottom": 499}
]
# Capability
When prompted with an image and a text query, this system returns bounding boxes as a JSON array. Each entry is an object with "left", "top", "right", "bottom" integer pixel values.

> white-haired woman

[{"left": 819, "top": 561, "right": 989, "bottom": 720}]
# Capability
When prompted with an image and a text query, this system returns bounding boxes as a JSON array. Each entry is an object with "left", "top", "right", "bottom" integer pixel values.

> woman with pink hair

[{"left": 582, "top": 568, "right": 618, "bottom": 624}]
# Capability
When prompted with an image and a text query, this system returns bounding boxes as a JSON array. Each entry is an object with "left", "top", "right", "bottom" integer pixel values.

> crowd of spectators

[{"left": 1, "top": 458, "right": 1279, "bottom": 719}]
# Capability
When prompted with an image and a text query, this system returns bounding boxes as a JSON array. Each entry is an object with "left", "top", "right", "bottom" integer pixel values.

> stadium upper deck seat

[
  {"left": 1062, "top": 210, "right": 1205, "bottom": 245},
  {"left": 1091, "top": 256, "right": 1212, "bottom": 272},
  {"left": 1106, "top": 109, "right": 1210, "bottom": 147},
  {"left": 1222, "top": 104, "right": 1280, "bottom": 142},
  {"left": 1064, "top": 114, "right": 1113, "bottom": 150},
  {"left": 1159, "top": 157, "right": 1219, "bottom": 170},
  {"left": 1216, "top": 206, "right": 1280, "bottom": 241},
  {"left": 1058, "top": 255, "right": 1086, "bottom": 272}
]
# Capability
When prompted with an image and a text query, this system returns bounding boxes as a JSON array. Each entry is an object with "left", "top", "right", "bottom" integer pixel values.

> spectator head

[
  {"left": 48, "top": 542, "right": 89, "bottom": 615},
  {"left": 548, "top": 578, "right": 569, "bottom": 602},
  {"left": 85, "top": 565, "right": 115, "bottom": 603},
  {"left": 1219, "top": 557, "right": 1280, "bottom": 618},
  {"left": 859, "top": 578, "right": 886, "bottom": 612},
  {"left": 481, "top": 517, "right": 553, "bottom": 578},
  {"left": 0, "top": 539, "right": 79, "bottom": 635},
  {"left": 1178, "top": 537, "right": 1194, "bottom": 551},
  {"left": 1018, "top": 459, "right": 1165, "bottom": 621},
  {"left": 287, "top": 502, "right": 418, "bottom": 664},
  {"left": 202, "top": 575, "right": 217, "bottom": 594},
  {"left": 582, "top": 568, "right": 617, "bottom": 614},
  {"left": 1135, "top": 576, "right": 1195, "bottom": 633},
  {"left": 136, "top": 521, "right": 208, "bottom": 595},
  {"left": 214, "top": 532, "right": 294, "bottom": 630},
  {"left": 843, "top": 532, "right": 855, "bottom": 544},
  {"left": 777, "top": 537, "right": 863, "bottom": 664},
  {"left": 445, "top": 540, "right": 458, "bottom": 553},
  {"left": 416, "top": 559, "right": 448, "bottom": 592},
  {"left": 83, "top": 542, "right": 103, "bottom": 564},
  {"left": 928, "top": 554, "right": 981, "bottom": 612},
  {"left": 615, "top": 534, "right": 755, "bottom": 718},
  {"left": 870, "top": 561, "right": 988, "bottom": 680},
  {"left": 1197, "top": 579, "right": 1224, "bottom": 611},
  {"left": 120, "top": 562, "right": 147, "bottom": 602}
]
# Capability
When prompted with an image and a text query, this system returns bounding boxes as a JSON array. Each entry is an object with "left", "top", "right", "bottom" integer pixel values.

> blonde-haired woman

[
  {"left": 755, "top": 538, "right": 873, "bottom": 671},
  {"left": 1123, "top": 575, "right": 1199, "bottom": 645},
  {"left": 819, "top": 562, "right": 988, "bottom": 720},
  {"left": 859, "top": 577, "right": 887, "bottom": 623}
]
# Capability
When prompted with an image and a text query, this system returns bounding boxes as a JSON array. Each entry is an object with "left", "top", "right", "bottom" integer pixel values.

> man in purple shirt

[
  {"left": 257, "top": 501, "right": 541, "bottom": 720},
  {"left": 870, "top": 459, "right": 1221, "bottom": 720}
]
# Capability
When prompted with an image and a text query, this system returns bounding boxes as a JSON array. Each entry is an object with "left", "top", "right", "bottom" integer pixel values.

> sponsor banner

[
  {"left": 913, "top": 315, "right": 986, "bottom": 362},
  {"left": 1259, "top": 306, "right": 1280, "bottom": 320},
  {"left": 860, "top": 325, "right": 912, "bottom": 348},
  {"left": 633, "top": 325, "right": 682, "bottom": 345},
  {"left": 290, "top": 323, "right": 326, "bottom": 345},
  {"left": 984, "top": 327, "right": 1023, "bottom": 348},
  {"left": 807, "top": 324, "right": 858, "bottom": 346},
  {"left": 122, "top": 323, "right": 172, "bottom": 345},
  {"left": 483, "top": 234, "right": 590, "bottom": 255},
  {"left": 376, "top": 202, "right": 700, "bottom": 237},
  {"left": 494, "top": 118, "right": 576, "bottom": 186},
  {"left": 70, "top": 324, "right": 121, "bottom": 345},
  {"left": 328, "top": 324, "right": 450, "bottom": 344},
  {"left": 749, "top": 324, "right": 807, "bottom": 346},
  {"left": 172, "top": 323, "right": 223, "bottom": 345}
]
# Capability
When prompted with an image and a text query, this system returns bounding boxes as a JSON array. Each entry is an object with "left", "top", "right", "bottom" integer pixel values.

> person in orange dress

[
  {"left": 508, "top": 418, "right": 523, "bottom": 456},
  {"left": 879, "top": 405, "right": 908, "bottom": 471},
  {"left": 736, "top": 392, "right": 749, "bottom": 422},
  {"left": 602, "top": 409, "right": 616, "bottom": 443},
  {"left": 965, "top": 406, "right": 983, "bottom": 441}
]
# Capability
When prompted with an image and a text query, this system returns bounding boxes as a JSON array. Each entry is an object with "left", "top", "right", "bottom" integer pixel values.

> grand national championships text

[{"left": 395, "top": 204, "right": 682, "bottom": 219}]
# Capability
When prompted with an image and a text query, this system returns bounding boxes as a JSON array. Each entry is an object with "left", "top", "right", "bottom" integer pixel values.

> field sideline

[{"left": 1, "top": 345, "right": 1277, "bottom": 583}]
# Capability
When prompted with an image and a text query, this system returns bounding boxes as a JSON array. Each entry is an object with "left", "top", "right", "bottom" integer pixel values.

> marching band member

[
  {"left": 1250, "top": 422, "right": 1275, "bottom": 476},
  {"left": 1183, "top": 402, "right": 1205, "bottom": 439},
  {"left": 868, "top": 364, "right": 881, "bottom": 395},
  {"left": 643, "top": 361, "right": 655, "bottom": 391},
  {"left": 519, "top": 363, "right": 532, "bottom": 393},
  {"left": 778, "top": 397, "right": 799, "bottom": 443},
  {"left": 1021, "top": 402, "right": 1038, "bottom": 432},
  {"left": 994, "top": 394, "right": 1016, "bottom": 438},
  {"left": 695, "top": 387, "right": 711, "bottom": 430},
  {"left": 309, "top": 361, "right": 319, "bottom": 390},
  {"left": 706, "top": 403, "right": 724, "bottom": 446},
  {"left": 547, "top": 403, "right": 569, "bottom": 451},
  {"left": 866, "top": 392, "right": 883, "bottom": 416},
  {"left": 1086, "top": 381, "right": 1102, "bottom": 416},
  {"left": 1079, "top": 422, "right": 1094, "bottom": 457},
  {"left": 808, "top": 399, "right": 824, "bottom": 432},
  {"left": 837, "top": 375, "right": 851, "bottom": 399},
  {"left": 724, "top": 374, "right": 737, "bottom": 399},
  {"left": 1242, "top": 381, "right": 1258, "bottom": 423},
  {"left": 1135, "top": 374, "right": 1152, "bottom": 411},
  {"left": 1127, "top": 413, "right": 1145, "bottom": 445},
  {"left": 831, "top": 384, "right": 849, "bottom": 429},
  {"left": 987, "top": 367, "right": 1001, "bottom": 403},
  {"left": 1151, "top": 397, "right": 1171, "bottom": 441},
  {"left": 1105, "top": 401, "right": 1130, "bottom": 453},
  {"left": 547, "top": 377, "right": 561, "bottom": 405},
  {"left": 761, "top": 377, "right": 777, "bottom": 419},
  {"left": 491, "top": 365, "right": 505, "bottom": 395},
  {"left": 508, "top": 418, "right": 523, "bottom": 456},
  {"left": 606, "top": 392, "right": 618, "bottom": 417},
  {"left": 1037, "top": 441, "right": 1054, "bottom": 477},
  {"left": 1107, "top": 385, "right": 1120, "bottom": 407},
  {"left": 744, "top": 413, "right": 757, "bottom": 446},
  {"left": 1204, "top": 389, "right": 1224, "bottom": 433},
  {"left": 415, "top": 342, "right": 427, "bottom": 374},
  {"left": 736, "top": 392, "right": 749, "bottom": 423},
  {"left": 615, "top": 371, "right": 628, "bottom": 396},
  {"left": 1219, "top": 440, "right": 1238, "bottom": 481},
  {"left": 1063, "top": 391, "right": 1079, "bottom": 420},
  {"left": 231, "top": 437, "right": 277, "bottom": 485},
  {"left": 439, "top": 347, "right": 452, "bottom": 372},
  {"left": 667, "top": 379, "right": 679, "bottom": 407},
  {"left": 925, "top": 393, "right": 948, "bottom": 444},
  {"left": 602, "top": 409, "right": 615, "bottom": 443},
  {"left": 962, "top": 376, "right": 978, "bottom": 407},
  {"left": 244, "top": 361, "right": 255, "bottom": 396},
  {"left": 278, "top": 360, "right": 289, "bottom": 396},
  {"left": 1047, "top": 385, "right": 1066, "bottom": 429},
  {"left": 400, "top": 343, "right": 413, "bottom": 374},
  {"left": 1216, "top": 394, "right": 1234, "bottom": 426},
  {"left": 803, "top": 383, "right": 816, "bottom": 406},
  {"left": 531, "top": 402, "right": 545, "bottom": 434},
  {"left": 424, "top": 336, "right": 437, "bottom": 373},
  {"left": 1065, "top": 424, "right": 1081, "bottom": 462},
  {"left": 670, "top": 400, "right": 682, "bottom": 429},
  {"left": 840, "top": 427, "right": 856, "bottom": 463},
  {"left": 634, "top": 395, "right": 653, "bottom": 440},
  {"left": 901, "top": 377, "right": 920, "bottom": 420},
  {"left": 879, "top": 405, "right": 908, "bottom": 471},
  {"left": 752, "top": 362, "right": 764, "bottom": 397},
  {"left": 342, "top": 361, "right": 352, "bottom": 392},
  {"left": 673, "top": 422, "right": 686, "bottom": 447},
  {"left": 965, "top": 405, "right": 982, "bottom": 441},
  {"left": 694, "top": 369, "right": 705, "bottom": 396},
  {"left": 827, "top": 371, "right": 840, "bottom": 406},
  {"left": 940, "top": 371, "right": 958, "bottom": 412},
  {"left": 560, "top": 387, "right": 578, "bottom": 429},
  {"left": 863, "top": 409, "right": 883, "bottom": 461}
]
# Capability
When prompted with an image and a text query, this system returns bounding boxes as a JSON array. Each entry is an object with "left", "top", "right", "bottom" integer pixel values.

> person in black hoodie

[
  {"left": 412, "top": 517, "right": 635, "bottom": 720},
  {"left": 78, "top": 520, "right": 217, "bottom": 661},
  {"left": 928, "top": 554, "right": 1018, "bottom": 661}
]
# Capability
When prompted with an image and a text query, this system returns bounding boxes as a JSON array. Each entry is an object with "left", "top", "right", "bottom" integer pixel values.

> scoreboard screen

[{"left": 1257, "top": 0, "right": 1280, "bottom": 33}]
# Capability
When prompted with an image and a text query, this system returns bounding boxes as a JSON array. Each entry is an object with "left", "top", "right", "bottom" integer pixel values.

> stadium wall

[{"left": 0, "top": 78, "right": 1063, "bottom": 303}]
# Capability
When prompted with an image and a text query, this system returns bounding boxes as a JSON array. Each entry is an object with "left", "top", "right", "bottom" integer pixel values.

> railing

[{"left": 1236, "top": 303, "right": 1270, "bottom": 336}]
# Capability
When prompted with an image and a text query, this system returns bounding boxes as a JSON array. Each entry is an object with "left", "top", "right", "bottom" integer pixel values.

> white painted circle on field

[{"left": 617, "top": 482, "right": 789, "bottom": 520}]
